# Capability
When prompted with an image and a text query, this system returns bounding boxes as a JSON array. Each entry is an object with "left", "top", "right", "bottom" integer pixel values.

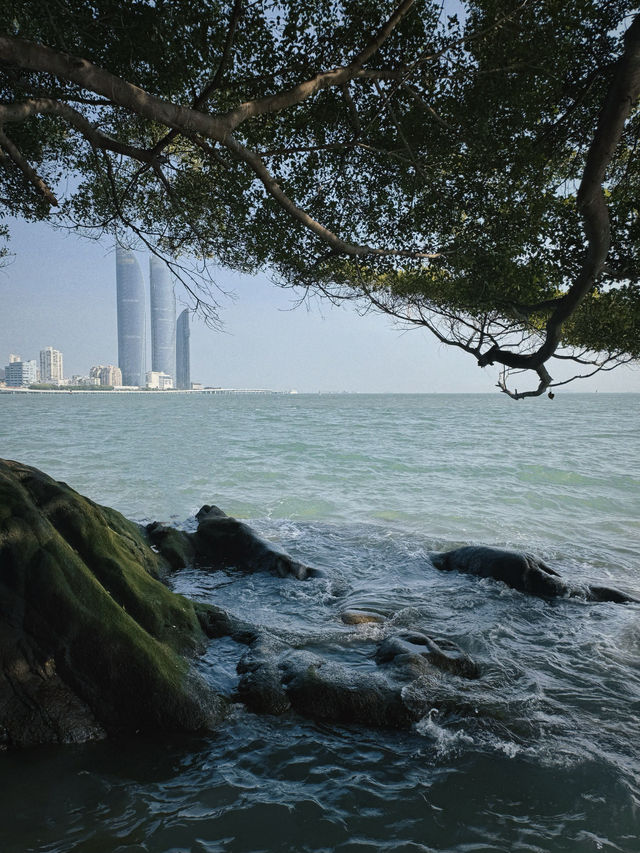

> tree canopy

[{"left": 1, "top": 0, "right": 638, "bottom": 397}]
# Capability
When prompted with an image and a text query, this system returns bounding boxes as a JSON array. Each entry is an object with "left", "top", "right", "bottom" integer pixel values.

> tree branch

[
  {"left": 477, "top": 14, "right": 640, "bottom": 379},
  {"left": 212, "top": 0, "right": 416, "bottom": 135},
  {"left": 497, "top": 364, "right": 552, "bottom": 399},
  {"left": 147, "top": 0, "right": 244, "bottom": 159},
  {"left": 224, "top": 133, "right": 440, "bottom": 258},
  {"left": 0, "top": 99, "right": 160, "bottom": 165},
  {"left": 0, "top": 126, "right": 58, "bottom": 205}
]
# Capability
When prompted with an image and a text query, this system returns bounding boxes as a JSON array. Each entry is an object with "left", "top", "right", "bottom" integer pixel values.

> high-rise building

[
  {"left": 5, "top": 359, "right": 37, "bottom": 387},
  {"left": 150, "top": 257, "right": 176, "bottom": 381},
  {"left": 176, "top": 309, "right": 191, "bottom": 390},
  {"left": 116, "top": 246, "right": 146, "bottom": 386},
  {"left": 40, "top": 346, "right": 64, "bottom": 384}
]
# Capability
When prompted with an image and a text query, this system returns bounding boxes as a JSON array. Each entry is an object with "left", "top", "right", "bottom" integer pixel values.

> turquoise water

[{"left": 0, "top": 392, "right": 639, "bottom": 851}]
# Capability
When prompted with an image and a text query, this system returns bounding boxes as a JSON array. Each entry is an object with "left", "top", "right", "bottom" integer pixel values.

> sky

[{"left": 1, "top": 219, "right": 639, "bottom": 395}]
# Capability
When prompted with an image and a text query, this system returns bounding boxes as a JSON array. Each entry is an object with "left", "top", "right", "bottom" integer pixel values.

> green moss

[{"left": 0, "top": 459, "right": 226, "bottom": 738}]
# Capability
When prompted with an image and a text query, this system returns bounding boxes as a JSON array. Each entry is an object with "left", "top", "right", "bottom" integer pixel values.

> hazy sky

[{"left": 1, "top": 219, "right": 639, "bottom": 394}]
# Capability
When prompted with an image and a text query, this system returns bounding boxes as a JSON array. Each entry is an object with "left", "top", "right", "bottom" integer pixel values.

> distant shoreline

[
  {"left": 0, "top": 387, "right": 290, "bottom": 395},
  {"left": 1, "top": 388, "right": 637, "bottom": 397}
]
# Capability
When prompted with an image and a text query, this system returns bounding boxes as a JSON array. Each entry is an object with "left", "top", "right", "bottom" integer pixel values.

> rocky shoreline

[{"left": 0, "top": 458, "right": 636, "bottom": 749}]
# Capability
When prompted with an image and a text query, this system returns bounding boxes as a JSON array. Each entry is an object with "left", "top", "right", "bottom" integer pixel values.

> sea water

[{"left": 0, "top": 392, "right": 638, "bottom": 852}]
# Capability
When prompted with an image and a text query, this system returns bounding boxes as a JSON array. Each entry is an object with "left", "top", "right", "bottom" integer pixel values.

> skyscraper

[
  {"left": 176, "top": 309, "right": 191, "bottom": 390},
  {"left": 116, "top": 246, "right": 145, "bottom": 386},
  {"left": 149, "top": 257, "right": 176, "bottom": 381},
  {"left": 40, "top": 346, "right": 64, "bottom": 384}
]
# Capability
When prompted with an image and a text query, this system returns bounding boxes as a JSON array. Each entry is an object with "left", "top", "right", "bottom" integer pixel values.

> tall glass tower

[
  {"left": 176, "top": 309, "right": 191, "bottom": 390},
  {"left": 149, "top": 257, "right": 176, "bottom": 380},
  {"left": 116, "top": 246, "right": 146, "bottom": 386}
]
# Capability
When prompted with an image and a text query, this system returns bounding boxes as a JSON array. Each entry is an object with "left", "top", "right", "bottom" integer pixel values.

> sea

[{"left": 0, "top": 392, "right": 638, "bottom": 853}]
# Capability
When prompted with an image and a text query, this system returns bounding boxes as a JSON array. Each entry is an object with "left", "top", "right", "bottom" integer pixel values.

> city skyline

[
  {"left": 2, "top": 244, "right": 193, "bottom": 390},
  {"left": 1, "top": 221, "right": 639, "bottom": 394}
]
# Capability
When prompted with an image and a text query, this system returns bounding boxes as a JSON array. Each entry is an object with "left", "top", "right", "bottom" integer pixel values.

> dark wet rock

[
  {"left": 236, "top": 635, "right": 292, "bottom": 715},
  {"left": 586, "top": 584, "right": 639, "bottom": 604},
  {"left": 145, "top": 504, "right": 319, "bottom": 581},
  {"left": 146, "top": 521, "right": 195, "bottom": 571},
  {"left": 234, "top": 626, "right": 480, "bottom": 729},
  {"left": 196, "top": 603, "right": 257, "bottom": 645},
  {"left": 0, "top": 458, "right": 227, "bottom": 748},
  {"left": 279, "top": 651, "right": 416, "bottom": 728},
  {"left": 431, "top": 546, "right": 638, "bottom": 603},
  {"left": 340, "top": 610, "right": 386, "bottom": 625},
  {"left": 431, "top": 546, "right": 565, "bottom": 597},
  {"left": 376, "top": 632, "right": 480, "bottom": 680},
  {"left": 236, "top": 636, "right": 415, "bottom": 727},
  {"left": 0, "top": 623, "right": 106, "bottom": 748},
  {"left": 194, "top": 504, "right": 318, "bottom": 580}
]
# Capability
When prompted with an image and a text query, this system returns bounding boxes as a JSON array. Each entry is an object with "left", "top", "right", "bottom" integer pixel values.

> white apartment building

[
  {"left": 40, "top": 347, "right": 64, "bottom": 384},
  {"left": 146, "top": 370, "right": 174, "bottom": 390}
]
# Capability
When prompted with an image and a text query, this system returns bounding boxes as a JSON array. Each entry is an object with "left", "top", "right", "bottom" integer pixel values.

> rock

[
  {"left": 279, "top": 651, "right": 416, "bottom": 728},
  {"left": 236, "top": 635, "right": 292, "bottom": 715},
  {"left": 193, "top": 504, "right": 318, "bottom": 579},
  {"left": 431, "top": 545, "right": 638, "bottom": 603},
  {"left": 146, "top": 521, "right": 196, "bottom": 571},
  {"left": 585, "top": 584, "right": 639, "bottom": 604},
  {"left": 376, "top": 632, "right": 480, "bottom": 680},
  {"left": 0, "top": 458, "right": 227, "bottom": 748},
  {"left": 340, "top": 610, "right": 386, "bottom": 625},
  {"left": 234, "top": 625, "right": 480, "bottom": 729},
  {"left": 236, "top": 636, "right": 416, "bottom": 727},
  {"left": 0, "top": 623, "right": 106, "bottom": 748},
  {"left": 196, "top": 603, "right": 257, "bottom": 644},
  {"left": 431, "top": 546, "right": 566, "bottom": 597}
]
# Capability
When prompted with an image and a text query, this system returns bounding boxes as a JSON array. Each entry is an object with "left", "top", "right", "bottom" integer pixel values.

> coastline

[{"left": 0, "top": 387, "right": 290, "bottom": 395}]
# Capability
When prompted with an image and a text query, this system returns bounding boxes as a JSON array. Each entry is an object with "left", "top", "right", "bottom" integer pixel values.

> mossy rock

[
  {"left": 147, "top": 521, "right": 196, "bottom": 571},
  {"left": 0, "top": 459, "right": 226, "bottom": 747}
]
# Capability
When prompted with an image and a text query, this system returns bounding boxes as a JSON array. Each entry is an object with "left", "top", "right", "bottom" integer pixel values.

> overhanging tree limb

[{"left": 477, "top": 14, "right": 640, "bottom": 389}]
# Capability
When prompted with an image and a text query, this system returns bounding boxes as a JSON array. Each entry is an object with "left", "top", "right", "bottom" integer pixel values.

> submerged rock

[
  {"left": 0, "top": 459, "right": 227, "bottom": 748},
  {"left": 340, "top": 609, "right": 386, "bottom": 625},
  {"left": 235, "top": 625, "right": 481, "bottom": 729},
  {"left": 280, "top": 650, "right": 416, "bottom": 728},
  {"left": 376, "top": 632, "right": 480, "bottom": 680},
  {"left": 431, "top": 545, "right": 638, "bottom": 603},
  {"left": 193, "top": 504, "right": 318, "bottom": 579}
]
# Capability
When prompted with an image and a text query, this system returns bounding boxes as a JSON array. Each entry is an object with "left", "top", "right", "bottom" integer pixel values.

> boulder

[
  {"left": 235, "top": 626, "right": 480, "bottom": 729},
  {"left": 376, "top": 631, "right": 480, "bottom": 680},
  {"left": 236, "top": 634, "right": 292, "bottom": 715},
  {"left": 431, "top": 545, "right": 638, "bottom": 603},
  {"left": 146, "top": 521, "right": 196, "bottom": 571},
  {"left": 0, "top": 459, "right": 227, "bottom": 748},
  {"left": 278, "top": 650, "right": 416, "bottom": 728},
  {"left": 340, "top": 609, "right": 386, "bottom": 625},
  {"left": 193, "top": 504, "right": 318, "bottom": 579}
]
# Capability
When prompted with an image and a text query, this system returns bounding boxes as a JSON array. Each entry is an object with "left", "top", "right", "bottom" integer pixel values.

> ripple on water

[{"left": 0, "top": 394, "right": 639, "bottom": 851}]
